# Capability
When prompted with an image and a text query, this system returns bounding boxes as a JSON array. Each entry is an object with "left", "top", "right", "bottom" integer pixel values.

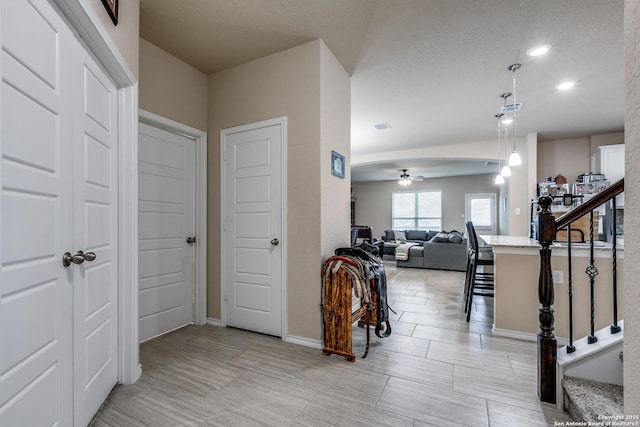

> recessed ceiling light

[
  {"left": 527, "top": 44, "right": 550, "bottom": 57},
  {"left": 501, "top": 118, "right": 513, "bottom": 125},
  {"left": 373, "top": 122, "right": 391, "bottom": 131},
  {"left": 556, "top": 80, "right": 576, "bottom": 91}
]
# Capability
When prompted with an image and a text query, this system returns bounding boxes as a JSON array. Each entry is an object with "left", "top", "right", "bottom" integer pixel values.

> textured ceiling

[
  {"left": 140, "top": 0, "right": 624, "bottom": 182},
  {"left": 139, "top": 0, "right": 380, "bottom": 74}
]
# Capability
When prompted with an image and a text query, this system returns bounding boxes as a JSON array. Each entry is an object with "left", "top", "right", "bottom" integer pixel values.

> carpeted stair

[{"left": 562, "top": 376, "right": 623, "bottom": 421}]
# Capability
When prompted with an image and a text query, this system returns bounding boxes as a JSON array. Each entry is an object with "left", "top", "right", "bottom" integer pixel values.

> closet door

[
  {"left": 0, "top": 1, "right": 119, "bottom": 425},
  {"left": 0, "top": 0, "right": 74, "bottom": 425},
  {"left": 71, "top": 44, "right": 119, "bottom": 426}
]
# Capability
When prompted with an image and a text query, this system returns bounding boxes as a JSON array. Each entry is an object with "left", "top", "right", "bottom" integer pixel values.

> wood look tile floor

[{"left": 93, "top": 263, "right": 572, "bottom": 426}]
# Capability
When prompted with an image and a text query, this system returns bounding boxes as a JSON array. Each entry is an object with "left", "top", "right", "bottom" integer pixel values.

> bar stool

[{"left": 464, "top": 221, "right": 494, "bottom": 322}]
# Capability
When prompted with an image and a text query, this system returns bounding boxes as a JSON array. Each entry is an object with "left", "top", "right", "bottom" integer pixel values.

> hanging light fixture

[
  {"left": 498, "top": 93, "right": 512, "bottom": 177},
  {"left": 507, "top": 63, "right": 522, "bottom": 166},
  {"left": 494, "top": 114, "right": 505, "bottom": 185},
  {"left": 501, "top": 125, "right": 512, "bottom": 177},
  {"left": 398, "top": 169, "right": 412, "bottom": 186}
]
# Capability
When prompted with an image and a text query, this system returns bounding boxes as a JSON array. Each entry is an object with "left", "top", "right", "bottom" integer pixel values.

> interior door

[
  {"left": 72, "top": 42, "right": 119, "bottom": 426},
  {"left": 1, "top": 1, "right": 118, "bottom": 425},
  {"left": 138, "top": 122, "right": 195, "bottom": 342},
  {"left": 223, "top": 121, "right": 283, "bottom": 337},
  {"left": 0, "top": 1, "right": 74, "bottom": 424}
]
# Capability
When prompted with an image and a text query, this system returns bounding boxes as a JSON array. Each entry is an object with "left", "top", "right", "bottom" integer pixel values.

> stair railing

[{"left": 536, "top": 178, "right": 624, "bottom": 404}]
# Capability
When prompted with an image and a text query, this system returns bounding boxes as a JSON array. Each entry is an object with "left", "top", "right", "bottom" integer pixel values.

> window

[
  {"left": 392, "top": 191, "right": 442, "bottom": 231},
  {"left": 465, "top": 193, "right": 496, "bottom": 234}
]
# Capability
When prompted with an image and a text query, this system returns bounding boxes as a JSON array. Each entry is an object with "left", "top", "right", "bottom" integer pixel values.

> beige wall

[
  {"left": 537, "top": 132, "right": 625, "bottom": 184},
  {"left": 319, "top": 43, "right": 352, "bottom": 258},
  {"left": 351, "top": 174, "right": 497, "bottom": 238},
  {"left": 88, "top": 0, "right": 140, "bottom": 78},
  {"left": 624, "top": 0, "right": 640, "bottom": 414},
  {"left": 591, "top": 132, "right": 625, "bottom": 153},
  {"left": 494, "top": 252, "right": 624, "bottom": 340},
  {"left": 538, "top": 137, "right": 591, "bottom": 184},
  {"left": 139, "top": 39, "right": 208, "bottom": 131},
  {"left": 508, "top": 134, "right": 536, "bottom": 236},
  {"left": 208, "top": 40, "right": 349, "bottom": 341}
]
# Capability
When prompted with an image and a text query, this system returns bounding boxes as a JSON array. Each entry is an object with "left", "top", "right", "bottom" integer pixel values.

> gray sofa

[{"left": 383, "top": 230, "right": 468, "bottom": 271}]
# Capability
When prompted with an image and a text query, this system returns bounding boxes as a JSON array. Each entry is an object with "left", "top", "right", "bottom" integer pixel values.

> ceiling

[{"left": 140, "top": 0, "right": 624, "bottom": 183}]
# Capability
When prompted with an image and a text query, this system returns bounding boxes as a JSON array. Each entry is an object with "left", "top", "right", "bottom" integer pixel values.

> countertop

[
  {"left": 479, "top": 235, "right": 540, "bottom": 248},
  {"left": 479, "top": 234, "right": 623, "bottom": 252}
]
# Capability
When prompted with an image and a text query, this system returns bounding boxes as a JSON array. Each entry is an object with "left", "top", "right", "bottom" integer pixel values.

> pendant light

[
  {"left": 494, "top": 114, "right": 505, "bottom": 185},
  {"left": 498, "top": 93, "right": 512, "bottom": 177},
  {"left": 507, "top": 63, "right": 522, "bottom": 166}
]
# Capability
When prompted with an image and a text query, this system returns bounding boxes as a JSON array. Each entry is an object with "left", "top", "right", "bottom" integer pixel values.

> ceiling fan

[{"left": 398, "top": 169, "right": 424, "bottom": 185}]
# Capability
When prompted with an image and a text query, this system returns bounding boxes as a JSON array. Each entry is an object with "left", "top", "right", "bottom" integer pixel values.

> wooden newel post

[{"left": 536, "top": 195, "right": 557, "bottom": 404}]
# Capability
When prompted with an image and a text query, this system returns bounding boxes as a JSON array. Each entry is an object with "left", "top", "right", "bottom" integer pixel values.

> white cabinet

[{"left": 595, "top": 144, "right": 625, "bottom": 206}]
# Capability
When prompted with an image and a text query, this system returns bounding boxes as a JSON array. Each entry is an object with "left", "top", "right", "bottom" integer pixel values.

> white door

[
  {"left": 465, "top": 193, "right": 497, "bottom": 235},
  {"left": 72, "top": 42, "right": 119, "bottom": 426},
  {"left": 223, "top": 121, "right": 283, "bottom": 337},
  {"left": 0, "top": 1, "right": 74, "bottom": 424},
  {"left": 0, "top": 1, "right": 118, "bottom": 425},
  {"left": 138, "top": 122, "right": 195, "bottom": 342}
]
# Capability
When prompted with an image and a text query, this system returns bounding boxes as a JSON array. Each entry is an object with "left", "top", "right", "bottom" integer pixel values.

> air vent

[
  {"left": 373, "top": 122, "right": 391, "bottom": 130},
  {"left": 500, "top": 102, "right": 524, "bottom": 113}
]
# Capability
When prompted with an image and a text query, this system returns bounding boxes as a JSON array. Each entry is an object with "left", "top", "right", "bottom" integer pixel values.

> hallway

[{"left": 93, "top": 264, "right": 572, "bottom": 426}]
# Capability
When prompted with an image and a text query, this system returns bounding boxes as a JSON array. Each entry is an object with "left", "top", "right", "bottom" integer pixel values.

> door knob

[
  {"left": 186, "top": 237, "right": 196, "bottom": 245},
  {"left": 62, "top": 251, "right": 85, "bottom": 267},
  {"left": 62, "top": 250, "right": 97, "bottom": 267},
  {"left": 270, "top": 238, "right": 279, "bottom": 246}
]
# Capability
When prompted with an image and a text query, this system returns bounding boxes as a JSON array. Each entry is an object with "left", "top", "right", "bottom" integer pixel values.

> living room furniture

[
  {"left": 384, "top": 229, "right": 468, "bottom": 271},
  {"left": 381, "top": 229, "right": 437, "bottom": 257},
  {"left": 351, "top": 225, "right": 384, "bottom": 255},
  {"left": 351, "top": 225, "right": 374, "bottom": 243}
]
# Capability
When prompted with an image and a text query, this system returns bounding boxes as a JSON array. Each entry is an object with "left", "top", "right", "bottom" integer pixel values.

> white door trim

[
  {"left": 220, "top": 117, "right": 288, "bottom": 339},
  {"left": 53, "top": 0, "right": 139, "bottom": 384},
  {"left": 139, "top": 109, "right": 208, "bottom": 327}
]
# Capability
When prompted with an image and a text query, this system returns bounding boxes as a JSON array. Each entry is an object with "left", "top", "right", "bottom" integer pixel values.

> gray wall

[{"left": 351, "top": 174, "right": 497, "bottom": 238}]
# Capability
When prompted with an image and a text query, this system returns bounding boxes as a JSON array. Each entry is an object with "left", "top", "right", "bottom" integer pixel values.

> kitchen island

[{"left": 479, "top": 235, "right": 624, "bottom": 342}]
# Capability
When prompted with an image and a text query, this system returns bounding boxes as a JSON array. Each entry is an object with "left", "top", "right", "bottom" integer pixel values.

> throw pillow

[
  {"left": 384, "top": 229, "right": 396, "bottom": 241},
  {"left": 406, "top": 230, "right": 427, "bottom": 241},
  {"left": 447, "top": 231, "right": 464, "bottom": 244},
  {"left": 395, "top": 230, "right": 407, "bottom": 243},
  {"left": 429, "top": 232, "right": 449, "bottom": 243}
]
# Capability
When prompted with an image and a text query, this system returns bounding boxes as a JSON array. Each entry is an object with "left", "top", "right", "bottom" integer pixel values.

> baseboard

[
  {"left": 492, "top": 327, "right": 568, "bottom": 346},
  {"left": 492, "top": 327, "right": 538, "bottom": 342},
  {"left": 203, "top": 319, "right": 320, "bottom": 348},
  {"left": 206, "top": 318, "right": 223, "bottom": 327},
  {"left": 284, "top": 334, "right": 322, "bottom": 349}
]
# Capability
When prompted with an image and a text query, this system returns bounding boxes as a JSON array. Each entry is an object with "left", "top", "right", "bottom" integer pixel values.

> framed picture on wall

[
  {"left": 331, "top": 151, "right": 345, "bottom": 179},
  {"left": 101, "top": 0, "right": 118, "bottom": 25}
]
